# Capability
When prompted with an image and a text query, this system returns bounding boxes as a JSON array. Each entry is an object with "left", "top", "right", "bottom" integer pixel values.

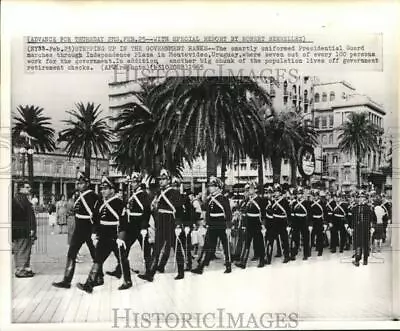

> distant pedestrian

[
  {"left": 12, "top": 181, "right": 37, "bottom": 278},
  {"left": 56, "top": 194, "right": 68, "bottom": 234},
  {"left": 48, "top": 195, "right": 57, "bottom": 235}
]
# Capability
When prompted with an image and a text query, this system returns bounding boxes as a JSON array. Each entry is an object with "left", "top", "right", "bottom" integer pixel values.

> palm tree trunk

[
  {"left": 356, "top": 158, "right": 361, "bottom": 188},
  {"left": 206, "top": 150, "right": 217, "bottom": 179},
  {"left": 221, "top": 152, "right": 227, "bottom": 185},
  {"left": 84, "top": 148, "right": 91, "bottom": 178},
  {"left": 290, "top": 157, "right": 297, "bottom": 186},
  {"left": 27, "top": 153, "right": 34, "bottom": 188},
  {"left": 271, "top": 155, "right": 282, "bottom": 184},
  {"left": 257, "top": 155, "right": 264, "bottom": 196}
]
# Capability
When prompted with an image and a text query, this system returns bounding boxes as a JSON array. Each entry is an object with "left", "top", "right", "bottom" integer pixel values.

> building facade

[{"left": 312, "top": 81, "right": 386, "bottom": 191}]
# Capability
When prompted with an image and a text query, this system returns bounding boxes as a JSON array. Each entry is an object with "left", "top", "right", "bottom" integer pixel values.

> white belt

[
  {"left": 327, "top": 212, "right": 333, "bottom": 215},
  {"left": 210, "top": 213, "right": 225, "bottom": 217},
  {"left": 273, "top": 214, "right": 286, "bottom": 218},
  {"left": 128, "top": 212, "right": 143, "bottom": 216},
  {"left": 266, "top": 215, "right": 274, "bottom": 219},
  {"left": 313, "top": 215, "right": 323, "bottom": 218},
  {"left": 334, "top": 214, "right": 345, "bottom": 217},
  {"left": 76, "top": 214, "right": 91, "bottom": 219},
  {"left": 295, "top": 213, "right": 307, "bottom": 217},
  {"left": 247, "top": 213, "right": 260, "bottom": 217},
  {"left": 100, "top": 220, "right": 119, "bottom": 226},
  {"left": 158, "top": 209, "right": 174, "bottom": 214}
]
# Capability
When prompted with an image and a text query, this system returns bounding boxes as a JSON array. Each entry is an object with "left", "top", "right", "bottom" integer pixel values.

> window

[
  {"left": 367, "top": 154, "right": 371, "bottom": 168},
  {"left": 344, "top": 170, "right": 350, "bottom": 182},
  {"left": 329, "top": 91, "right": 335, "bottom": 101},
  {"left": 321, "top": 116, "right": 327, "bottom": 129},
  {"left": 250, "top": 162, "right": 258, "bottom": 170},
  {"left": 240, "top": 163, "right": 247, "bottom": 171},
  {"left": 304, "top": 104, "right": 309, "bottom": 113},
  {"left": 332, "top": 154, "right": 338, "bottom": 163},
  {"left": 44, "top": 160, "right": 52, "bottom": 173},
  {"left": 322, "top": 134, "right": 327, "bottom": 144},
  {"left": 314, "top": 117, "right": 320, "bottom": 128},
  {"left": 283, "top": 159, "right": 289, "bottom": 165},
  {"left": 234, "top": 164, "right": 238, "bottom": 171},
  {"left": 373, "top": 154, "right": 376, "bottom": 170},
  {"left": 314, "top": 93, "right": 320, "bottom": 103},
  {"left": 322, "top": 154, "right": 328, "bottom": 173},
  {"left": 329, "top": 115, "right": 334, "bottom": 127},
  {"left": 329, "top": 134, "right": 333, "bottom": 145},
  {"left": 342, "top": 92, "right": 346, "bottom": 99},
  {"left": 322, "top": 92, "right": 327, "bottom": 102}
]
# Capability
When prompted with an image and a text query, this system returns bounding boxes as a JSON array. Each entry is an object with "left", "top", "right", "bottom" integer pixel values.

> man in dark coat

[{"left": 12, "top": 181, "right": 37, "bottom": 278}]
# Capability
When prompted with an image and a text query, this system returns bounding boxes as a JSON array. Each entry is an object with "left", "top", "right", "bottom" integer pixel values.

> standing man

[
  {"left": 381, "top": 193, "right": 392, "bottom": 244},
  {"left": 192, "top": 176, "right": 233, "bottom": 274},
  {"left": 326, "top": 192, "right": 337, "bottom": 253},
  {"left": 77, "top": 176, "right": 132, "bottom": 292},
  {"left": 106, "top": 172, "right": 152, "bottom": 278},
  {"left": 350, "top": 191, "right": 376, "bottom": 266},
  {"left": 53, "top": 172, "right": 100, "bottom": 289},
  {"left": 138, "top": 169, "right": 185, "bottom": 281},
  {"left": 235, "top": 181, "right": 266, "bottom": 269},
  {"left": 263, "top": 187, "right": 274, "bottom": 265},
  {"left": 310, "top": 190, "right": 327, "bottom": 256},
  {"left": 12, "top": 181, "right": 37, "bottom": 278}
]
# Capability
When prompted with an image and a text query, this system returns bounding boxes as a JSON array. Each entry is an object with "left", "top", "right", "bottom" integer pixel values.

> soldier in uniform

[
  {"left": 310, "top": 190, "right": 327, "bottom": 256},
  {"left": 192, "top": 176, "right": 233, "bottom": 274},
  {"left": 349, "top": 191, "right": 376, "bottom": 266},
  {"left": 231, "top": 187, "right": 248, "bottom": 262},
  {"left": 53, "top": 172, "right": 100, "bottom": 289},
  {"left": 138, "top": 169, "right": 185, "bottom": 281},
  {"left": 326, "top": 192, "right": 337, "bottom": 253},
  {"left": 346, "top": 192, "right": 357, "bottom": 250},
  {"left": 77, "top": 176, "right": 132, "bottom": 293},
  {"left": 381, "top": 193, "right": 392, "bottom": 244},
  {"left": 290, "top": 187, "right": 312, "bottom": 260},
  {"left": 269, "top": 187, "right": 291, "bottom": 263},
  {"left": 235, "top": 181, "right": 266, "bottom": 269},
  {"left": 172, "top": 177, "right": 195, "bottom": 271},
  {"left": 106, "top": 172, "right": 151, "bottom": 278},
  {"left": 332, "top": 192, "right": 349, "bottom": 253},
  {"left": 263, "top": 186, "right": 274, "bottom": 265}
]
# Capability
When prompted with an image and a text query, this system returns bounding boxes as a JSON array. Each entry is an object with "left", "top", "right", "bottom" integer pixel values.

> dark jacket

[{"left": 12, "top": 193, "right": 37, "bottom": 240}]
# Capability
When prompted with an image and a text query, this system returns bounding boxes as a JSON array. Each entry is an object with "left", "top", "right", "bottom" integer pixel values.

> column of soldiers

[{"left": 52, "top": 169, "right": 392, "bottom": 293}]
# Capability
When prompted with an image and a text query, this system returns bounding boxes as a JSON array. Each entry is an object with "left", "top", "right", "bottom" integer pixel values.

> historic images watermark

[{"left": 112, "top": 308, "right": 299, "bottom": 329}]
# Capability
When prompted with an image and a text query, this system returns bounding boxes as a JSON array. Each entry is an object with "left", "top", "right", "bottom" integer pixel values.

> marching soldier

[
  {"left": 310, "top": 190, "right": 327, "bottom": 256},
  {"left": 53, "top": 172, "right": 100, "bottom": 289},
  {"left": 235, "top": 181, "right": 266, "bottom": 269},
  {"left": 326, "top": 192, "right": 337, "bottom": 253},
  {"left": 269, "top": 187, "right": 291, "bottom": 263},
  {"left": 106, "top": 172, "right": 152, "bottom": 278},
  {"left": 346, "top": 192, "right": 357, "bottom": 251},
  {"left": 232, "top": 188, "right": 248, "bottom": 262},
  {"left": 77, "top": 176, "right": 132, "bottom": 293},
  {"left": 332, "top": 192, "right": 349, "bottom": 253},
  {"left": 290, "top": 187, "right": 312, "bottom": 261},
  {"left": 138, "top": 169, "right": 185, "bottom": 281},
  {"left": 192, "top": 176, "right": 233, "bottom": 274},
  {"left": 263, "top": 186, "right": 274, "bottom": 265},
  {"left": 350, "top": 191, "right": 376, "bottom": 266},
  {"left": 172, "top": 177, "right": 195, "bottom": 271}
]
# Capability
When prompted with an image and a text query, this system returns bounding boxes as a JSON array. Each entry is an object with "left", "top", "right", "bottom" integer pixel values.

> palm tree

[
  {"left": 112, "top": 81, "right": 191, "bottom": 178},
  {"left": 12, "top": 105, "right": 56, "bottom": 186},
  {"left": 58, "top": 102, "right": 112, "bottom": 178},
  {"left": 146, "top": 76, "right": 270, "bottom": 180},
  {"left": 338, "top": 112, "right": 383, "bottom": 187},
  {"left": 264, "top": 112, "right": 302, "bottom": 184}
]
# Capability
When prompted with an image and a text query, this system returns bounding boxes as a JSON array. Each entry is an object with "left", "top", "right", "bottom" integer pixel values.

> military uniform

[
  {"left": 232, "top": 199, "right": 246, "bottom": 262},
  {"left": 53, "top": 173, "right": 100, "bottom": 289},
  {"left": 290, "top": 195, "right": 312, "bottom": 260},
  {"left": 269, "top": 192, "right": 291, "bottom": 263},
  {"left": 192, "top": 177, "right": 233, "bottom": 274},
  {"left": 263, "top": 196, "right": 274, "bottom": 264},
  {"left": 77, "top": 176, "right": 132, "bottom": 293},
  {"left": 310, "top": 196, "right": 327, "bottom": 256},
  {"left": 332, "top": 197, "right": 349, "bottom": 253},
  {"left": 326, "top": 197, "right": 337, "bottom": 252},
  {"left": 180, "top": 192, "right": 195, "bottom": 271},
  {"left": 139, "top": 174, "right": 185, "bottom": 281},
  {"left": 235, "top": 192, "right": 266, "bottom": 268},
  {"left": 381, "top": 198, "right": 392, "bottom": 243}
]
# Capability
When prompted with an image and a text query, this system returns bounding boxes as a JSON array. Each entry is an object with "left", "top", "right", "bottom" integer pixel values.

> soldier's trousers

[
  {"left": 232, "top": 227, "right": 246, "bottom": 260},
  {"left": 149, "top": 213, "right": 184, "bottom": 275},
  {"left": 330, "top": 218, "right": 347, "bottom": 252},
  {"left": 243, "top": 222, "right": 264, "bottom": 259},
  {"left": 268, "top": 220, "right": 289, "bottom": 259},
  {"left": 201, "top": 226, "right": 231, "bottom": 266},
  {"left": 312, "top": 218, "right": 324, "bottom": 254},
  {"left": 87, "top": 236, "right": 131, "bottom": 284},
  {"left": 290, "top": 217, "right": 310, "bottom": 258},
  {"left": 67, "top": 220, "right": 96, "bottom": 261}
]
